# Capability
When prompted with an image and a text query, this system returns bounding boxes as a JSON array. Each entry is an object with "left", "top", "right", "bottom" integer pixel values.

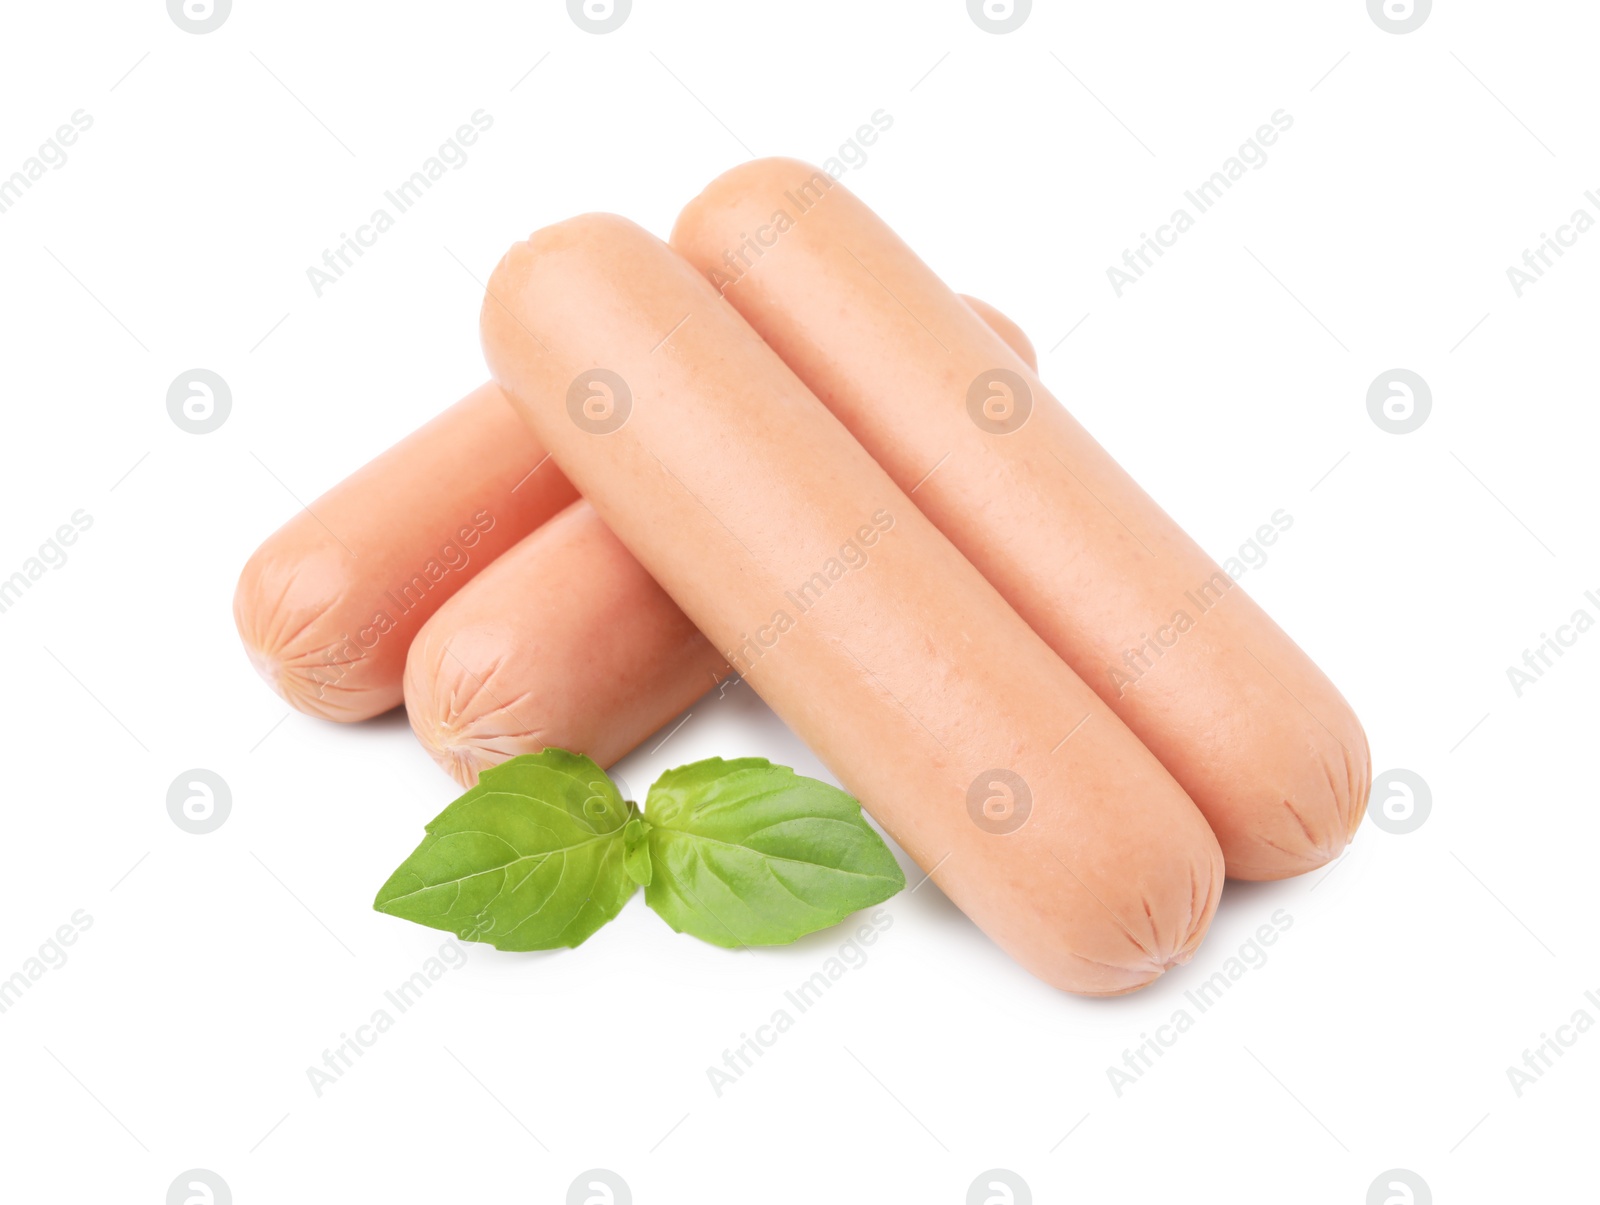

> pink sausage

[
  {"left": 672, "top": 160, "right": 1370, "bottom": 880},
  {"left": 479, "top": 214, "right": 1223, "bottom": 995},
  {"left": 404, "top": 299, "right": 1038, "bottom": 782},
  {"left": 234, "top": 384, "right": 577, "bottom": 720},
  {"left": 405, "top": 500, "right": 728, "bottom": 785}
]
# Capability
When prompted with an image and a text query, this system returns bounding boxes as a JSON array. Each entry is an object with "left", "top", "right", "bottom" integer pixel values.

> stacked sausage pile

[{"left": 236, "top": 158, "right": 1369, "bottom": 996}]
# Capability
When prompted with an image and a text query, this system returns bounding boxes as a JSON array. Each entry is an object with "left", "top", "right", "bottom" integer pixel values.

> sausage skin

[
  {"left": 480, "top": 214, "right": 1224, "bottom": 995},
  {"left": 961, "top": 294, "right": 1036, "bottom": 371},
  {"left": 671, "top": 159, "right": 1371, "bottom": 880},
  {"left": 404, "top": 299, "right": 1036, "bottom": 783},
  {"left": 404, "top": 500, "right": 729, "bottom": 785},
  {"left": 233, "top": 384, "right": 576, "bottom": 720}
]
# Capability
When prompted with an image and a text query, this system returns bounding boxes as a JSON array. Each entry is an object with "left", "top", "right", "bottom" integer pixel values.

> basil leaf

[
  {"left": 643, "top": 758, "right": 905, "bottom": 947},
  {"left": 374, "top": 750, "right": 636, "bottom": 950},
  {"left": 623, "top": 816, "right": 653, "bottom": 886}
]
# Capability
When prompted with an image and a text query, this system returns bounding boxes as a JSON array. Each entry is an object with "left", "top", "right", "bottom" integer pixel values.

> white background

[{"left": 0, "top": 1, "right": 1594, "bottom": 1202}]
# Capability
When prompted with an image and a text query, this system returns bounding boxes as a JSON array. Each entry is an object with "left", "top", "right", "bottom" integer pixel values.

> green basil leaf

[
  {"left": 373, "top": 750, "right": 636, "bottom": 950},
  {"left": 643, "top": 758, "right": 905, "bottom": 947},
  {"left": 623, "top": 816, "right": 653, "bottom": 886}
]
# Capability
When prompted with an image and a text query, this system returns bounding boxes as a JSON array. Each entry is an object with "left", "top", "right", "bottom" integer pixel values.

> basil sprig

[
  {"left": 373, "top": 750, "right": 636, "bottom": 950},
  {"left": 375, "top": 751, "right": 904, "bottom": 950},
  {"left": 644, "top": 758, "right": 907, "bottom": 947}
]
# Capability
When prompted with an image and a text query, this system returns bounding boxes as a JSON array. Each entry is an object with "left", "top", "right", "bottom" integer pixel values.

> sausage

[
  {"left": 671, "top": 159, "right": 1371, "bottom": 880},
  {"left": 403, "top": 299, "right": 1036, "bottom": 784},
  {"left": 960, "top": 294, "right": 1036, "bottom": 370},
  {"left": 405, "top": 500, "right": 729, "bottom": 785},
  {"left": 237, "top": 303, "right": 1030, "bottom": 726},
  {"left": 479, "top": 214, "right": 1223, "bottom": 995},
  {"left": 234, "top": 383, "right": 576, "bottom": 720}
]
